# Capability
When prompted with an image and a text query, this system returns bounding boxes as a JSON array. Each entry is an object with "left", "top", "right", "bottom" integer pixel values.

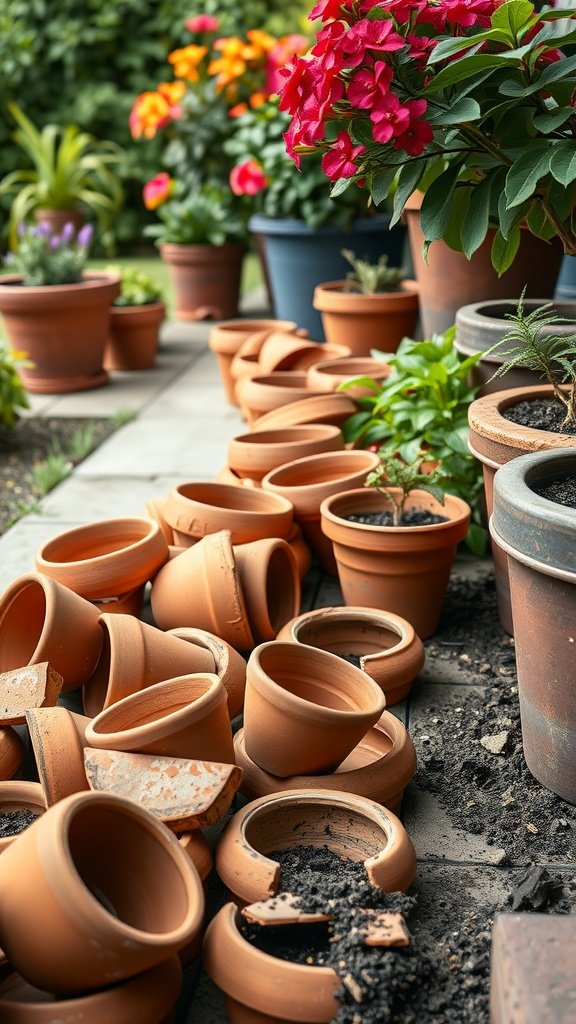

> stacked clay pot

[{"left": 208, "top": 319, "right": 302, "bottom": 405}]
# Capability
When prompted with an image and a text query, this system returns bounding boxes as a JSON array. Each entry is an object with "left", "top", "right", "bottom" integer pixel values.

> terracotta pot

[
  {"left": 26, "top": 707, "right": 91, "bottom": 805},
  {"left": 243, "top": 641, "right": 385, "bottom": 777},
  {"left": 233, "top": 538, "right": 301, "bottom": 645},
  {"left": 236, "top": 372, "right": 322, "bottom": 425},
  {"left": 287, "top": 523, "right": 312, "bottom": 580},
  {"left": 0, "top": 782, "right": 45, "bottom": 853},
  {"left": 491, "top": 448, "right": 576, "bottom": 802},
  {"left": 306, "top": 357, "right": 391, "bottom": 397},
  {"left": 163, "top": 481, "right": 293, "bottom": 547},
  {"left": 82, "top": 613, "right": 215, "bottom": 718},
  {"left": 262, "top": 449, "right": 381, "bottom": 573},
  {"left": 320, "top": 487, "right": 471, "bottom": 639},
  {"left": 0, "top": 573, "right": 102, "bottom": 691},
  {"left": 216, "top": 465, "right": 261, "bottom": 488},
  {"left": 209, "top": 319, "right": 300, "bottom": 405},
  {"left": 35, "top": 517, "right": 168, "bottom": 606},
  {"left": 0, "top": 791, "right": 204, "bottom": 993},
  {"left": 92, "top": 583, "right": 147, "bottom": 617},
  {"left": 179, "top": 831, "right": 213, "bottom": 881},
  {"left": 403, "top": 191, "right": 563, "bottom": 338},
  {"left": 258, "top": 333, "right": 351, "bottom": 374},
  {"left": 0, "top": 956, "right": 182, "bottom": 1024},
  {"left": 204, "top": 902, "right": 340, "bottom": 1024},
  {"left": 34, "top": 208, "right": 85, "bottom": 234},
  {"left": 0, "top": 273, "right": 119, "bottom": 394},
  {"left": 229, "top": 329, "right": 275, "bottom": 402},
  {"left": 234, "top": 711, "right": 416, "bottom": 809},
  {"left": 160, "top": 242, "right": 246, "bottom": 322},
  {"left": 145, "top": 497, "right": 174, "bottom": 544},
  {"left": 277, "top": 606, "right": 425, "bottom": 706},
  {"left": 252, "top": 393, "right": 357, "bottom": 432},
  {"left": 104, "top": 302, "right": 165, "bottom": 371},
  {"left": 0, "top": 729, "right": 24, "bottom": 784},
  {"left": 167, "top": 626, "right": 246, "bottom": 718},
  {"left": 468, "top": 384, "right": 574, "bottom": 633},
  {"left": 215, "top": 789, "right": 416, "bottom": 904},
  {"left": 313, "top": 280, "right": 419, "bottom": 355},
  {"left": 227, "top": 425, "right": 344, "bottom": 483},
  {"left": 85, "top": 674, "right": 235, "bottom": 764}
]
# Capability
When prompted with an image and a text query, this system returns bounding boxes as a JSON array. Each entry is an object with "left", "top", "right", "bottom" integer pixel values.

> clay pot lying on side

[
  {"left": 0, "top": 782, "right": 45, "bottom": 853},
  {"left": 258, "top": 333, "right": 351, "bottom": 374},
  {"left": 233, "top": 538, "right": 301, "bottom": 646},
  {"left": 0, "top": 729, "right": 24, "bottom": 784},
  {"left": 243, "top": 641, "right": 385, "bottom": 777},
  {"left": 164, "top": 481, "right": 293, "bottom": 547},
  {"left": 168, "top": 627, "right": 246, "bottom": 719},
  {"left": 209, "top": 319, "right": 300, "bottom": 405},
  {"left": 251, "top": 393, "right": 357, "bottom": 432},
  {"left": 306, "top": 356, "right": 391, "bottom": 397},
  {"left": 277, "top": 606, "right": 425, "bottom": 706},
  {"left": 227, "top": 425, "right": 344, "bottom": 483},
  {"left": 0, "top": 791, "right": 204, "bottom": 993},
  {"left": 236, "top": 373, "right": 322, "bottom": 426}
]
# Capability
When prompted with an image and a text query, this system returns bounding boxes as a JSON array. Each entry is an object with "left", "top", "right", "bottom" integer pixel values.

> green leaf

[
  {"left": 426, "top": 98, "right": 481, "bottom": 126},
  {"left": 420, "top": 164, "right": 463, "bottom": 242},
  {"left": 389, "top": 161, "right": 426, "bottom": 228},
  {"left": 549, "top": 144, "right": 576, "bottom": 187},
  {"left": 350, "top": 119, "right": 375, "bottom": 147},
  {"left": 371, "top": 165, "right": 401, "bottom": 207},
  {"left": 465, "top": 522, "right": 488, "bottom": 556},
  {"left": 525, "top": 202, "right": 556, "bottom": 240},
  {"left": 504, "top": 149, "right": 551, "bottom": 208},
  {"left": 491, "top": 224, "right": 521, "bottom": 275},
  {"left": 498, "top": 191, "right": 529, "bottom": 240},
  {"left": 461, "top": 175, "right": 492, "bottom": 259},
  {"left": 533, "top": 108, "right": 575, "bottom": 134},
  {"left": 330, "top": 177, "right": 353, "bottom": 199},
  {"left": 424, "top": 54, "right": 516, "bottom": 92},
  {"left": 491, "top": 0, "right": 535, "bottom": 40}
]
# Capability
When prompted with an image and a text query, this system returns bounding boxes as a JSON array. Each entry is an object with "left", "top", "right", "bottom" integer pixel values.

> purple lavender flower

[
  {"left": 17, "top": 222, "right": 27, "bottom": 238},
  {"left": 35, "top": 222, "right": 52, "bottom": 237},
  {"left": 76, "top": 224, "right": 93, "bottom": 249},
  {"left": 50, "top": 235, "right": 61, "bottom": 249},
  {"left": 61, "top": 222, "right": 75, "bottom": 244}
]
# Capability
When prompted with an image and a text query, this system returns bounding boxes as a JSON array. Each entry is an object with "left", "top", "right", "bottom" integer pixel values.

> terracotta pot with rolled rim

[
  {"left": 164, "top": 480, "right": 293, "bottom": 548},
  {"left": 26, "top": 707, "right": 91, "bottom": 805},
  {"left": 227, "top": 424, "right": 344, "bottom": 483},
  {"left": 216, "top": 788, "right": 416, "bottom": 905},
  {"left": 230, "top": 328, "right": 279, "bottom": 401},
  {"left": 0, "top": 572, "right": 102, "bottom": 692},
  {"left": 104, "top": 301, "right": 165, "bottom": 372},
  {"left": 0, "top": 730, "right": 24, "bottom": 784},
  {"left": 160, "top": 241, "right": 246, "bottom": 323},
  {"left": 0, "top": 782, "right": 45, "bottom": 854},
  {"left": 258, "top": 333, "right": 351, "bottom": 375},
  {"left": 0, "top": 955, "right": 183, "bottom": 1024},
  {"left": 233, "top": 537, "right": 301, "bottom": 646},
  {"left": 321, "top": 487, "right": 471, "bottom": 639},
  {"left": 262, "top": 449, "right": 380, "bottom": 574},
  {"left": 82, "top": 613, "right": 215, "bottom": 718},
  {"left": 313, "top": 279, "right": 419, "bottom": 356},
  {"left": 145, "top": 497, "right": 174, "bottom": 544},
  {"left": 468, "top": 383, "right": 575, "bottom": 634},
  {"left": 209, "top": 319, "right": 301, "bottom": 404},
  {"left": 234, "top": 711, "right": 416, "bottom": 809},
  {"left": 0, "top": 791, "right": 204, "bottom": 994},
  {"left": 306, "top": 356, "right": 391, "bottom": 397},
  {"left": 243, "top": 641, "right": 385, "bottom": 777},
  {"left": 85, "top": 673, "right": 235, "bottom": 764},
  {"left": 236, "top": 372, "right": 324, "bottom": 426},
  {"left": 277, "top": 605, "right": 425, "bottom": 706},
  {"left": 251, "top": 392, "right": 357, "bottom": 432},
  {"left": 168, "top": 626, "right": 246, "bottom": 719},
  {"left": 35, "top": 517, "right": 168, "bottom": 612}
]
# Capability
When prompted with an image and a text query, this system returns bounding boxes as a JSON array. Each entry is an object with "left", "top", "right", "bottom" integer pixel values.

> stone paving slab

[
  {"left": 39, "top": 474, "right": 187, "bottom": 520},
  {"left": 490, "top": 913, "right": 576, "bottom": 1024},
  {"left": 0, "top": 517, "right": 84, "bottom": 592}
]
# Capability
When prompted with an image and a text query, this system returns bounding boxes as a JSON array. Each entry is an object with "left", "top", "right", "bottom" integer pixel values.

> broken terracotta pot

[
  {"left": 82, "top": 613, "right": 215, "bottom": 718},
  {"left": 0, "top": 955, "right": 183, "bottom": 1024},
  {"left": 209, "top": 319, "right": 300, "bottom": 405},
  {"left": 163, "top": 480, "right": 294, "bottom": 547},
  {"left": 216, "top": 789, "right": 416, "bottom": 906},
  {"left": 234, "top": 711, "right": 416, "bottom": 810},
  {"left": 262, "top": 449, "right": 381, "bottom": 574},
  {"left": 0, "top": 662, "right": 63, "bottom": 725},
  {"left": 26, "top": 706, "right": 91, "bottom": 805},
  {"left": 236, "top": 372, "right": 323, "bottom": 426},
  {"left": 251, "top": 392, "right": 357, "bottom": 432},
  {"left": 0, "top": 791, "right": 204, "bottom": 993},
  {"left": 0, "top": 781, "right": 45, "bottom": 853},
  {"left": 0, "top": 572, "right": 102, "bottom": 691},
  {"left": 35, "top": 517, "right": 169, "bottom": 609},
  {"left": 85, "top": 674, "right": 235, "bottom": 764},
  {"left": 0, "top": 730, "right": 24, "bottom": 784},
  {"left": 243, "top": 642, "right": 386, "bottom": 777},
  {"left": 227, "top": 424, "right": 344, "bottom": 483},
  {"left": 232, "top": 538, "right": 301, "bottom": 646},
  {"left": 277, "top": 606, "right": 425, "bottom": 705},
  {"left": 167, "top": 626, "right": 246, "bottom": 719}
]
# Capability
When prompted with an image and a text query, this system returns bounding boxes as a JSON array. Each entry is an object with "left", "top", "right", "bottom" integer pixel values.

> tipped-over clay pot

[
  {"left": 209, "top": 319, "right": 300, "bottom": 405},
  {"left": 227, "top": 425, "right": 344, "bottom": 483},
  {"left": 236, "top": 372, "right": 321, "bottom": 426},
  {"left": 232, "top": 538, "right": 301, "bottom": 646},
  {"left": 168, "top": 626, "right": 246, "bottom": 718},
  {"left": 243, "top": 641, "right": 385, "bottom": 777},
  {"left": 277, "top": 606, "right": 425, "bottom": 705},
  {"left": 164, "top": 481, "right": 293, "bottom": 547},
  {"left": 258, "top": 333, "right": 351, "bottom": 374},
  {"left": 0, "top": 781, "right": 45, "bottom": 853},
  {"left": 306, "top": 356, "right": 391, "bottom": 396},
  {"left": 0, "top": 730, "right": 24, "bottom": 783},
  {"left": 0, "top": 791, "right": 204, "bottom": 993},
  {"left": 251, "top": 393, "right": 357, "bottom": 432}
]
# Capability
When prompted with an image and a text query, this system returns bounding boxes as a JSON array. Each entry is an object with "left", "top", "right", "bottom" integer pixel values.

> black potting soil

[
  {"left": 532, "top": 474, "right": 576, "bottom": 509},
  {"left": 338, "top": 653, "right": 363, "bottom": 668},
  {"left": 502, "top": 397, "right": 576, "bottom": 434},
  {"left": 0, "top": 808, "right": 38, "bottom": 838},
  {"left": 344, "top": 510, "right": 448, "bottom": 527}
]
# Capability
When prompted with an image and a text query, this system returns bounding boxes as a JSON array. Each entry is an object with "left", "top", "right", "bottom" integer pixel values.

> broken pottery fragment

[{"left": 0, "top": 663, "right": 63, "bottom": 726}]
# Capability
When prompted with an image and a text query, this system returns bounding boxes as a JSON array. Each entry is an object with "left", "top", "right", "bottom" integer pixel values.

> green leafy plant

[
  {"left": 0, "top": 343, "right": 29, "bottom": 428},
  {"left": 31, "top": 444, "right": 73, "bottom": 496},
  {"left": 487, "top": 293, "right": 576, "bottom": 427},
  {"left": 4, "top": 221, "right": 93, "bottom": 286},
  {"left": 144, "top": 189, "right": 245, "bottom": 246},
  {"left": 365, "top": 449, "right": 446, "bottom": 526},
  {"left": 108, "top": 266, "right": 164, "bottom": 307},
  {"left": 341, "top": 249, "right": 404, "bottom": 295},
  {"left": 67, "top": 422, "right": 96, "bottom": 462},
  {"left": 341, "top": 329, "right": 486, "bottom": 552},
  {"left": 0, "top": 104, "right": 124, "bottom": 250},
  {"left": 111, "top": 407, "right": 138, "bottom": 427}
]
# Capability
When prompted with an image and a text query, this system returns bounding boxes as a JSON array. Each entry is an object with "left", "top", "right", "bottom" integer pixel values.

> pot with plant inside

[
  {"left": 0, "top": 223, "right": 119, "bottom": 394},
  {"left": 104, "top": 266, "right": 165, "bottom": 371},
  {"left": 313, "top": 249, "right": 418, "bottom": 356}
]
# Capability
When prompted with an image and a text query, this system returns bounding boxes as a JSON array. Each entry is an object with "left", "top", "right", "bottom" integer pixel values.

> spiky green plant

[
  {"left": 365, "top": 449, "right": 445, "bottom": 527},
  {"left": 341, "top": 249, "right": 404, "bottom": 294}
]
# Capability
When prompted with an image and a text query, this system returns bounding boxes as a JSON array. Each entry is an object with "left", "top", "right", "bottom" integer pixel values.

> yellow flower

[
  {"left": 246, "top": 29, "right": 277, "bottom": 53},
  {"left": 157, "top": 80, "right": 186, "bottom": 105},
  {"left": 168, "top": 44, "right": 208, "bottom": 81},
  {"left": 208, "top": 56, "right": 247, "bottom": 89}
]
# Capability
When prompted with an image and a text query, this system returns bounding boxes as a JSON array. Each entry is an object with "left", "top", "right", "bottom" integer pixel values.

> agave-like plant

[{"left": 0, "top": 103, "right": 124, "bottom": 250}]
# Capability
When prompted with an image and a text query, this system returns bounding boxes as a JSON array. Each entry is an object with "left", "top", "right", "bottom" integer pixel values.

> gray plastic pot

[{"left": 491, "top": 447, "right": 576, "bottom": 803}]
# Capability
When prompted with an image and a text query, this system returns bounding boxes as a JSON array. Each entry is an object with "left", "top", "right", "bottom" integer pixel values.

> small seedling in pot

[
  {"left": 365, "top": 450, "right": 445, "bottom": 527},
  {"left": 487, "top": 291, "right": 576, "bottom": 428},
  {"left": 341, "top": 249, "right": 405, "bottom": 294}
]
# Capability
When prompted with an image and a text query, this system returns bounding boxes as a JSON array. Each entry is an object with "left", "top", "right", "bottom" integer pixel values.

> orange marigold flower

[
  {"left": 168, "top": 44, "right": 208, "bottom": 81},
  {"left": 143, "top": 172, "right": 174, "bottom": 210},
  {"left": 129, "top": 91, "right": 171, "bottom": 139},
  {"left": 208, "top": 56, "right": 247, "bottom": 88},
  {"left": 246, "top": 29, "right": 277, "bottom": 53},
  {"left": 249, "top": 91, "right": 267, "bottom": 109},
  {"left": 229, "top": 102, "right": 249, "bottom": 118},
  {"left": 157, "top": 80, "right": 186, "bottom": 105}
]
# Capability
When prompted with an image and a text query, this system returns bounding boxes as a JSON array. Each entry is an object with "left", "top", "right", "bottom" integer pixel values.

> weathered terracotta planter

[
  {"left": 306, "top": 356, "right": 391, "bottom": 396},
  {"left": 34, "top": 207, "right": 85, "bottom": 234},
  {"left": 0, "top": 791, "right": 204, "bottom": 993},
  {"left": 234, "top": 711, "right": 416, "bottom": 809},
  {"left": 0, "top": 572, "right": 102, "bottom": 691},
  {"left": 0, "top": 782, "right": 45, "bottom": 854},
  {"left": 236, "top": 372, "right": 321, "bottom": 425},
  {"left": 243, "top": 641, "right": 385, "bottom": 777},
  {"left": 233, "top": 538, "right": 301, "bottom": 646},
  {"left": 252, "top": 393, "right": 357, "bottom": 432},
  {"left": 145, "top": 497, "right": 174, "bottom": 544},
  {"left": 164, "top": 481, "right": 293, "bottom": 547},
  {"left": 104, "top": 301, "right": 165, "bottom": 371},
  {"left": 313, "top": 280, "right": 419, "bottom": 356},
  {"left": 82, "top": 613, "right": 214, "bottom": 718},
  {"left": 26, "top": 707, "right": 91, "bottom": 805},
  {"left": 468, "top": 384, "right": 574, "bottom": 633},
  {"left": 258, "top": 333, "right": 351, "bottom": 374},
  {"left": 277, "top": 606, "right": 425, "bottom": 705},
  {"left": 179, "top": 831, "right": 213, "bottom": 881},
  {"left": 321, "top": 488, "right": 471, "bottom": 639},
  {"left": 0, "top": 730, "right": 24, "bottom": 784},
  {"left": 209, "top": 319, "right": 300, "bottom": 405},
  {"left": 262, "top": 449, "right": 381, "bottom": 573},
  {"left": 227, "top": 425, "right": 344, "bottom": 483},
  {"left": 160, "top": 242, "right": 246, "bottom": 322},
  {"left": 167, "top": 626, "right": 246, "bottom": 718},
  {"left": 491, "top": 448, "right": 576, "bottom": 803},
  {"left": 85, "top": 674, "right": 235, "bottom": 764}
]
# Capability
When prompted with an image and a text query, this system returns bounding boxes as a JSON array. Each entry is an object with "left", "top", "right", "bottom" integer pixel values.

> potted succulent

[
  {"left": 104, "top": 265, "right": 165, "bottom": 371},
  {"left": 0, "top": 103, "right": 124, "bottom": 252},
  {"left": 0, "top": 222, "right": 119, "bottom": 393},
  {"left": 313, "top": 248, "right": 418, "bottom": 355}
]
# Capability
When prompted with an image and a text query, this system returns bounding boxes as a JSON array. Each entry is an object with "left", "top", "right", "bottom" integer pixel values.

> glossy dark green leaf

[
  {"left": 461, "top": 175, "right": 492, "bottom": 259},
  {"left": 504, "top": 149, "right": 551, "bottom": 207},
  {"left": 420, "top": 164, "right": 463, "bottom": 242},
  {"left": 491, "top": 224, "right": 521, "bottom": 275}
]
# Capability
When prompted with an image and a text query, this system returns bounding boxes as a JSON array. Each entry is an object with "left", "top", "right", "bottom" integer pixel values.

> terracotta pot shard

[
  {"left": 26, "top": 706, "right": 91, "bottom": 806},
  {"left": 0, "top": 662, "right": 63, "bottom": 726}
]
